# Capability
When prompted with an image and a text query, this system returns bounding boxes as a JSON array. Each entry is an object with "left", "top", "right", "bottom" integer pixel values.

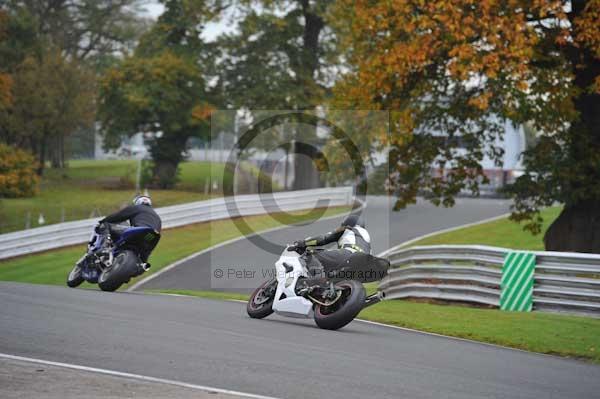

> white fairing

[{"left": 272, "top": 248, "right": 314, "bottom": 318}]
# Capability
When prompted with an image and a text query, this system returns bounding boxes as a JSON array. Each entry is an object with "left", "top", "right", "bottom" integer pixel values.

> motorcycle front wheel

[
  {"left": 98, "top": 250, "right": 137, "bottom": 292},
  {"left": 247, "top": 278, "right": 277, "bottom": 319},
  {"left": 66, "top": 264, "right": 84, "bottom": 288},
  {"left": 314, "top": 280, "right": 366, "bottom": 330}
]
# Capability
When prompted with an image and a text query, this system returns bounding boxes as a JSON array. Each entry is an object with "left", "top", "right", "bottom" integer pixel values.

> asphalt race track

[
  {"left": 2, "top": 196, "right": 600, "bottom": 398},
  {"left": 1, "top": 282, "right": 599, "bottom": 399},
  {"left": 138, "top": 196, "right": 512, "bottom": 292}
]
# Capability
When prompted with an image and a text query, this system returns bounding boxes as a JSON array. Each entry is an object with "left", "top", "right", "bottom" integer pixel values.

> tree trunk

[
  {"left": 152, "top": 159, "right": 180, "bottom": 189},
  {"left": 37, "top": 135, "right": 47, "bottom": 176},
  {"left": 50, "top": 135, "right": 62, "bottom": 169},
  {"left": 288, "top": 1, "right": 324, "bottom": 190},
  {"left": 548, "top": 3, "right": 600, "bottom": 253},
  {"left": 292, "top": 140, "right": 322, "bottom": 190},
  {"left": 149, "top": 133, "right": 187, "bottom": 189},
  {"left": 544, "top": 202, "right": 600, "bottom": 253},
  {"left": 60, "top": 134, "right": 66, "bottom": 168}
]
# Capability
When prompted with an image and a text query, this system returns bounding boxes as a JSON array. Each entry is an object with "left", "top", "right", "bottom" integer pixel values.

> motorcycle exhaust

[{"left": 363, "top": 291, "right": 385, "bottom": 308}]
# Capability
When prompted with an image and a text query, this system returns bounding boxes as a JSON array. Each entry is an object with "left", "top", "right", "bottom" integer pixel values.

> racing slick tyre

[
  {"left": 314, "top": 280, "right": 366, "bottom": 330},
  {"left": 66, "top": 264, "right": 85, "bottom": 288},
  {"left": 98, "top": 250, "right": 137, "bottom": 292},
  {"left": 247, "top": 278, "right": 277, "bottom": 319}
]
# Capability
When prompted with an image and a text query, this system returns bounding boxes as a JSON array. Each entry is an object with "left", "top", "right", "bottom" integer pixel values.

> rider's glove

[
  {"left": 292, "top": 240, "right": 306, "bottom": 253},
  {"left": 94, "top": 221, "right": 106, "bottom": 234},
  {"left": 294, "top": 240, "right": 306, "bottom": 249}
]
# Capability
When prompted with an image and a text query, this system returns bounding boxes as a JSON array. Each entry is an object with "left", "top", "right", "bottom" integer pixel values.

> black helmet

[{"left": 342, "top": 212, "right": 365, "bottom": 228}]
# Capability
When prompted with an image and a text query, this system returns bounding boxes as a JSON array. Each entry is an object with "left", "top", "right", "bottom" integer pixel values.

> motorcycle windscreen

[{"left": 337, "top": 253, "right": 390, "bottom": 283}]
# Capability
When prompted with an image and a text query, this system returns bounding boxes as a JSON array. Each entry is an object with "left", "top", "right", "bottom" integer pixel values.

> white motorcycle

[{"left": 247, "top": 245, "right": 389, "bottom": 330}]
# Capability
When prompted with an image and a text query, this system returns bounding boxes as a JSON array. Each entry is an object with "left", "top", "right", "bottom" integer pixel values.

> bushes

[{"left": 0, "top": 143, "right": 39, "bottom": 197}]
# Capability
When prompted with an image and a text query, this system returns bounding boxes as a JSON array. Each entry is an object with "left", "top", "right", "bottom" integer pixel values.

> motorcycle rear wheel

[
  {"left": 98, "top": 250, "right": 137, "bottom": 292},
  {"left": 314, "top": 280, "right": 365, "bottom": 330},
  {"left": 247, "top": 279, "right": 277, "bottom": 319}
]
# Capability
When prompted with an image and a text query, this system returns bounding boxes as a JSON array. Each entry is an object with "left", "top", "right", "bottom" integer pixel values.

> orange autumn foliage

[
  {"left": 335, "top": 0, "right": 599, "bottom": 120},
  {"left": 332, "top": 0, "right": 600, "bottom": 237},
  {"left": 0, "top": 143, "right": 39, "bottom": 198}
]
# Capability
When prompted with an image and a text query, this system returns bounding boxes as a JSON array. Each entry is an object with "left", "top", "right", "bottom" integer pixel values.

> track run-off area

[{"left": 2, "top": 197, "right": 600, "bottom": 398}]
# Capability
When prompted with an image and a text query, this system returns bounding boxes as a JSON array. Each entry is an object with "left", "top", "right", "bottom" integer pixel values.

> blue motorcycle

[{"left": 67, "top": 223, "right": 160, "bottom": 292}]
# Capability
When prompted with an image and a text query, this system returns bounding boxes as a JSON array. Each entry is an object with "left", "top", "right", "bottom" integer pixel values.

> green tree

[
  {"left": 0, "top": 1, "right": 150, "bottom": 171},
  {"left": 216, "top": 1, "right": 339, "bottom": 189},
  {"left": 335, "top": 0, "right": 600, "bottom": 253},
  {"left": 1, "top": 0, "right": 150, "bottom": 67},
  {"left": 0, "top": 48, "right": 96, "bottom": 173},
  {"left": 0, "top": 6, "right": 38, "bottom": 71},
  {"left": 98, "top": 0, "right": 218, "bottom": 188},
  {"left": 99, "top": 51, "right": 212, "bottom": 188}
]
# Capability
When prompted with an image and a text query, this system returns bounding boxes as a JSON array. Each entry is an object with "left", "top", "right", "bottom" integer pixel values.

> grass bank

[
  {"left": 408, "top": 206, "right": 562, "bottom": 250},
  {"left": 0, "top": 159, "right": 271, "bottom": 233},
  {"left": 0, "top": 206, "right": 348, "bottom": 288}
]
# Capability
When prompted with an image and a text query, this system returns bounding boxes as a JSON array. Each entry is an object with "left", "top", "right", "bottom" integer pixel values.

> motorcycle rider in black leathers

[
  {"left": 96, "top": 195, "right": 162, "bottom": 269},
  {"left": 293, "top": 213, "right": 371, "bottom": 280}
]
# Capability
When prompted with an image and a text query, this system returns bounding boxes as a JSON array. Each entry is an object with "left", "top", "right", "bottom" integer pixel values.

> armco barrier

[
  {"left": 379, "top": 245, "right": 600, "bottom": 317},
  {"left": 0, "top": 187, "right": 354, "bottom": 260}
]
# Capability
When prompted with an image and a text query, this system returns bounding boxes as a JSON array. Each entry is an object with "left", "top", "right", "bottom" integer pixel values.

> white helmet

[{"left": 133, "top": 195, "right": 152, "bottom": 206}]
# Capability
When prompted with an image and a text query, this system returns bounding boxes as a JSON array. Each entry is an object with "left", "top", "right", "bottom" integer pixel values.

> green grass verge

[
  {"left": 0, "top": 159, "right": 274, "bottom": 233},
  {"left": 359, "top": 300, "right": 600, "bottom": 362},
  {"left": 0, "top": 206, "right": 348, "bottom": 289},
  {"left": 408, "top": 206, "right": 562, "bottom": 250}
]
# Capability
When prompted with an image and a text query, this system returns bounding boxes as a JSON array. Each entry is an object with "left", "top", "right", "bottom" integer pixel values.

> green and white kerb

[{"left": 500, "top": 251, "right": 536, "bottom": 312}]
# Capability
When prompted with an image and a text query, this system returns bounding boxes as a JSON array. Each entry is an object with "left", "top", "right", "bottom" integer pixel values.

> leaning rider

[
  {"left": 293, "top": 213, "right": 371, "bottom": 280},
  {"left": 96, "top": 195, "right": 162, "bottom": 270}
]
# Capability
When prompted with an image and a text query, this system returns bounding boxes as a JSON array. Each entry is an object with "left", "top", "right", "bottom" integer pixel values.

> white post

[{"left": 135, "top": 157, "right": 142, "bottom": 193}]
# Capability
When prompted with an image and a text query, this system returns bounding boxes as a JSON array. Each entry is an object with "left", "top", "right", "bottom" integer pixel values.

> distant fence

[
  {"left": 0, "top": 187, "right": 354, "bottom": 260},
  {"left": 379, "top": 245, "right": 600, "bottom": 317}
]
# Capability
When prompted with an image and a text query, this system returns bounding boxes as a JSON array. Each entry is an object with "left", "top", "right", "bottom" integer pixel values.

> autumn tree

[
  {"left": 99, "top": 1, "right": 216, "bottom": 188},
  {"left": 335, "top": 0, "right": 600, "bottom": 252},
  {"left": 0, "top": 142, "right": 39, "bottom": 197}
]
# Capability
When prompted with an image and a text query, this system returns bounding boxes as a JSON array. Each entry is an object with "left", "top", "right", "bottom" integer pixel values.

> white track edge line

[
  {"left": 129, "top": 202, "right": 364, "bottom": 292},
  {"left": 0, "top": 353, "right": 280, "bottom": 399}
]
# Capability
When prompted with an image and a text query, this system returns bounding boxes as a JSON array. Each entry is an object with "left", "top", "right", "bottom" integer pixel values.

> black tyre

[
  {"left": 66, "top": 264, "right": 84, "bottom": 288},
  {"left": 98, "top": 250, "right": 138, "bottom": 292},
  {"left": 247, "top": 279, "right": 277, "bottom": 319},
  {"left": 314, "top": 280, "right": 366, "bottom": 330}
]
